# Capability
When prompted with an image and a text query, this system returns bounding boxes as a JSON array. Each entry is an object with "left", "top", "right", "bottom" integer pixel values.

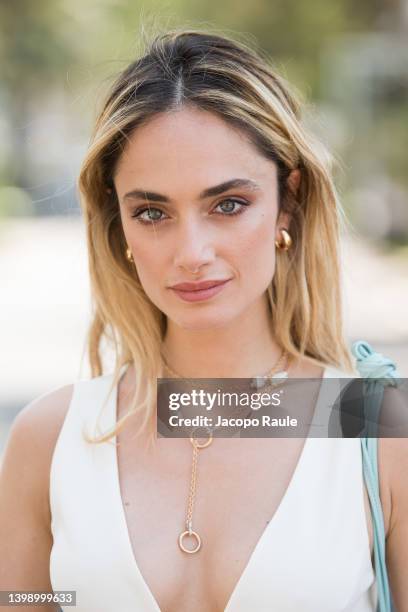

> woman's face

[{"left": 114, "top": 106, "right": 292, "bottom": 331}]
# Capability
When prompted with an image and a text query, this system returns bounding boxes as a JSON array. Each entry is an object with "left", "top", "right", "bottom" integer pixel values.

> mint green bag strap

[{"left": 351, "top": 340, "right": 400, "bottom": 612}]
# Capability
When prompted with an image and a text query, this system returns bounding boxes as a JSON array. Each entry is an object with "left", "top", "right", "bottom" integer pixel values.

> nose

[{"left": 173, "top": 216, "right": 215, "bottom": 275}]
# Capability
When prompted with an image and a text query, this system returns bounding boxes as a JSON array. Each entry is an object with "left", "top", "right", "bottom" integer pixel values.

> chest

[{"left": 116, "top": 427, "right": 375, "bottom": 612}]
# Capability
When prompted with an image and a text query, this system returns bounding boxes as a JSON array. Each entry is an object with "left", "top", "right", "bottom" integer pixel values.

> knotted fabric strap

[
  {"left": 352, "top": 340, "right": 400, "bottom": 382},
  {"left": 351, "top": 340, "right": 401, "bottom": 612}
]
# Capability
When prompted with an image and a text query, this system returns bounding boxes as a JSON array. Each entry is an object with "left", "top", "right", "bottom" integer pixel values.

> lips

[
  {"left": 169, "top": 278, "right": 232, "bottom": 303},
  {"left": 170, "top": 279, "right": 231, "bottom": 291}
]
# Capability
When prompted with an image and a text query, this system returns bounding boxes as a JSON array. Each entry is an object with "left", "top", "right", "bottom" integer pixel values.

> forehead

[{"left": 113, "top": 106, "right": 277, "bottom": 189}]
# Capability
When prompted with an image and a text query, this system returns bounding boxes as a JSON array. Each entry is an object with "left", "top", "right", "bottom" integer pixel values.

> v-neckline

[{"left": 109, "top": 366, "right": 330, "bottom": 612}]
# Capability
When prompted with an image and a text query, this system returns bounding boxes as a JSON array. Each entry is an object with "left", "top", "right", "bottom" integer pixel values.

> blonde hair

[{"left": 78, "top": 27, "right": 355, "bottom": 447}]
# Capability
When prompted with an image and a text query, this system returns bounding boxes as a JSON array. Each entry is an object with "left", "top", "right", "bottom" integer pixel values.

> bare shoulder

[
  {"left": 378, "top": 433, "right": 408, "bottom": 607},
  {"left": 15, "top": 382, "right": 75, "bottom": 446},
  {"left": 376, "top": 382, "right": 408, "bottom": 537},
  {"left": 0, "top": 383, "right": 75, "bottom": 598},
  {"left": 379, "top": 436, "right": 408, "bottom": 532},
  {"left": 2, "top": 383, "right": 75, "bottom": 524},
  {"left": 11, "top": 382, "right": 75, "bottom": 461}
]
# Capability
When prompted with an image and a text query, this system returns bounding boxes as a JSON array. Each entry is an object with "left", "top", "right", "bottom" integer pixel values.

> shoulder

[
  {"left": 379, "top": 436, "right": 408, "bottom": 537},
  {"left": 373, "top": 381, "right": 408, "bottom": 540},
  {"left": 14, "top": 383, "right": 75, "bottom": 441},
  {"left": 0, "top": 383, "right": 78, "bottom": 591},
  {"left": 378, "top": 435, "right": 408, "bottom": 606},
  {"left": 2, "top": 383, "right": 76, "bottom": 524},
  {"left": 8, "top": 369, "right": 117, "bottom": 467},
  {"left": 11, "top": 371, "right": 116, "bottom": 468},
  {"left": 0, "top": 383, "right": 77, "bottom": 581},
  {"left": 7, "top": 383, "right": 76, "bottom": 457},
  {"left": 2, "top": 370, "right": 117, "bottom": 520}
]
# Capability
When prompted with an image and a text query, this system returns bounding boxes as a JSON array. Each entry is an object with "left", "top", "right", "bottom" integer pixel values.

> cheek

[
  {"left": 233, "top": 214, "right": 276, "bottom": 279},
  {"left": 130, "top": 239, "right": 164, "bottom": 290}
]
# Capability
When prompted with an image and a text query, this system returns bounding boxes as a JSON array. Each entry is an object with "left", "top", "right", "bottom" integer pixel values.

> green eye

[
  {"left": 219, "top": 201, "right": 236, "bottom": 213},
  {"left": 145, "top": 209, "right": 163, "bottom": 220},
  {"left": 215, "top": 198, "right": 249, "bottom": 216},
  {"left": 131, "top": 207, "right": 167, "bottom": 223}
]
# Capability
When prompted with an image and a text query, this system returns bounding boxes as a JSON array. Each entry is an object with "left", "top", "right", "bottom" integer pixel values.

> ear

[
  {"left": 276, "top": 169, "right": 300, "bottom": 234},
  {"left": 276, "top": 211, "right": 292, "bottom": 233},
  {"left": 287, "top": 168, "right": 301, "bottom": 195}
]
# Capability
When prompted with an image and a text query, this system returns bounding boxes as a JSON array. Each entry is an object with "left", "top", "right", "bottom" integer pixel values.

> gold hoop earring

[
  {"left": 275, "top": 228, "right": 292, "bottom": 251},
  {"left": 125, "top": 247, "right": 134, "bottom": 263}
]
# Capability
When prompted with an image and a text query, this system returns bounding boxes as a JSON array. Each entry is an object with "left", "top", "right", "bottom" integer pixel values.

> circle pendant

[{"left": 178, "top": 530, "right": 202, "bottom": 554}]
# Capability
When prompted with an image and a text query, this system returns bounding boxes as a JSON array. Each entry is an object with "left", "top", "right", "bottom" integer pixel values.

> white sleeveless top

[{"left": 49, "top": 366, "right": 378, "bottom": 611}]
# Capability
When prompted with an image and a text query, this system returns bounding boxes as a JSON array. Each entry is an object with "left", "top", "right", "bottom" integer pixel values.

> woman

[{"left": 1, "top": 28, "right": 407, "bottom": 612}]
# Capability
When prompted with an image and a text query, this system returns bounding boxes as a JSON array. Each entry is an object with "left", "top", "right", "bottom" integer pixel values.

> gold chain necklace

[{"left": 161, "top": 349, "right": 290, "bottom": 554}]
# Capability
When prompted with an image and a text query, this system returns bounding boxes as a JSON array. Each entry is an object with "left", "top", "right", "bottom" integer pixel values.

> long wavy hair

[{"left": 78, "top": 27, "right": 356, "bottom": 447}]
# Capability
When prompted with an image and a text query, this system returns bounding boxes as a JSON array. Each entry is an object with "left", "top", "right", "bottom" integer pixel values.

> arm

[
  {"left": 0, "top": 385, "right": 73, "bottom": 611},
  {"left": 382, "top": 436, "right": 408, "bottom": 611}
]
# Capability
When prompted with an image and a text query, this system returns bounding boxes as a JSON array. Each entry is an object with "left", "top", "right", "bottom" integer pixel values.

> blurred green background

[{"left": 0, "top": 0, "right": 407, "bottom": 441}]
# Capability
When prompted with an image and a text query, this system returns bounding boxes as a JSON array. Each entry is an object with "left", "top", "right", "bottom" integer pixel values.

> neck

[{"left": 161, "top": 294, "right": 286, "bottom": 378}]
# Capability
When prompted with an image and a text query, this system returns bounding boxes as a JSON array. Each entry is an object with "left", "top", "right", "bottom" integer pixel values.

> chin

[{"left": 168, "top": 308, "right": 239, "bottom": 332}]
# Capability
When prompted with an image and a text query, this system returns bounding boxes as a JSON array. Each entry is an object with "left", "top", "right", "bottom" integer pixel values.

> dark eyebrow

[
  {"left": 122, "top": 178, "right": 261, "bottom": 203},
  {"left": 200, "top": 178, "right": 261, "bottom": 199}
]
